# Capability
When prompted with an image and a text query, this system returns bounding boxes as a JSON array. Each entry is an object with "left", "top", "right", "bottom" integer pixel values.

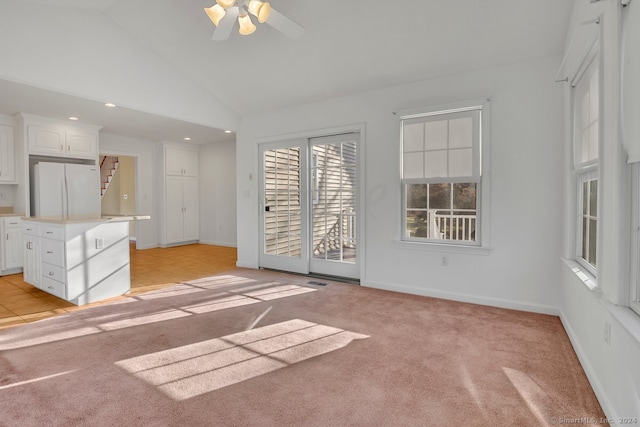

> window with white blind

[
  {"left": 401, "top": 101, "right": 488, "bottom": 247},
  {"left": 573, "top": 53, "right": 599, "bottom": 276}
]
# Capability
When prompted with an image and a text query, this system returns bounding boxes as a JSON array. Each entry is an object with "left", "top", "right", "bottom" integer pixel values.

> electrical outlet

[
  {"left": 123, "top": 194, "right": 128, "bottom": 200},
  {"left": 442, "top": 256, "right": 449, "bottom": 267},
  {"left": 95, "top": 238, "right": 104, "bottom": 250},
  {"left": 604, "top": 321, "right": 611, "bottom": 346}
]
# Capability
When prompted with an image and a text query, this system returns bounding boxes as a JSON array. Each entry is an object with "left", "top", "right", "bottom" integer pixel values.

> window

[
  {"left": 573, "top": 53, "right": 599, "bottom": 276},
  {"left": 401, "top": 102, "right": 486, "bottom": 246}
]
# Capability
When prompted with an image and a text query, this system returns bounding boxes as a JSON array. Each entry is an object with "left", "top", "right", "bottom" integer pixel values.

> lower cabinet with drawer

[
  {"left": 1, "top": 216, "right": 23, "bottom": 275},
  {"left": 22, "top": 219, "right": 131, "bottom": 305}
]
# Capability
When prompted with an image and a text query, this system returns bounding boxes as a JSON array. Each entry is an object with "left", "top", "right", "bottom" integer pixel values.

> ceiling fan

[{"left": 204, "top": 0, "right": 304, "bottom": 41}]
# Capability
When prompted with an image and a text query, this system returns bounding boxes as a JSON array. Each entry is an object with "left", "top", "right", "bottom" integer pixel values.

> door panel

[
  {"left": 259, "top": 142, "right": 309, "bottom": 274},
  {"left": 309, "top": 135, "right": 359, "bottom": 279}
]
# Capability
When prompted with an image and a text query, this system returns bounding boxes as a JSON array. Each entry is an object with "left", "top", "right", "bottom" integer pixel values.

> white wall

[
  {"left": 237, "top": 56, "right": 565, "bottom": 313},
  {"left": 199, "top": 141, "right": 237, "bottom": 247},
  {"left": 559, "top": 0, "right": 640, "bottom": 423},
  {"left": 99, "top": 134, "right": 158, "bottom": 249},
  {"left": 0, "top": 1, "right": 239, "bottom": 132}
]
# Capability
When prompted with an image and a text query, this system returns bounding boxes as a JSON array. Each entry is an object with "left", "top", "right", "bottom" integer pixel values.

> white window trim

[
  {"left": 397, "top": 97, "right": 491, "bottom": 251},
  {"left": 571, "top": 40, "right": 600, "bottom": 282}
]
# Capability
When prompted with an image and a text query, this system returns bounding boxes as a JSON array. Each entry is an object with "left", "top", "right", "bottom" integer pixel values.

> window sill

[
  {"left": 393, "top": 240, "right": 492, "bottom": 255},
  {"left": 562, "top": 258, "right": 600, "bottom": 295}
]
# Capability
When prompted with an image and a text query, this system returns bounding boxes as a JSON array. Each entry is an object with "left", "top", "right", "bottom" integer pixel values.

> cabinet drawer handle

[
  {"left": 9, "top": 222, "right": 18, "bottom": 225},
  {"left": 46, "top": 231, "right": 53, "bottom": 234},
  {"left": 48, "top": 272, "right": 54, "bottom": 276},
  {"left": 48, "top": 286, "right": 54, "bottom": 290},
  {"left": 46, "top": 251, "right": 53, "bottom": 254}
]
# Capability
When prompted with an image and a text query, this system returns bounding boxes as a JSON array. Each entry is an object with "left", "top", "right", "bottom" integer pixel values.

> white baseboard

[
  {"left": 559, "top": 311, "right": 618, "bottom": 425},
  {"left": 236, "top": 261, "right": 257, "bottom": 269},
  {"left": 364, "top": 280, "right": 560, "bottom": 316},
  {"left": 198, "top": 239, "right": 237, "bottom": 248}
]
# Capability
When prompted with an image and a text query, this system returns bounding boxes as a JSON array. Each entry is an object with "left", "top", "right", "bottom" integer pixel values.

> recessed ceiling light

[
  {"left": 224, "top": 130, "right": 232, "bottom": 134},
  {"left": 184, "top": 137, "right": 191, "bottom": 141},
  {"left": 68, "top": 116, "right": 79, "bottom": 121},
  {"left": 105, "top": 103, "right": 116, "bottom": 108}
]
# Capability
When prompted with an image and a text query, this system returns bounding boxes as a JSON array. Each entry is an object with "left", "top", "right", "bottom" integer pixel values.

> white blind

[
  {"left": 573, "top": 57, "right": 599, "bottom": 168},
  {"left": 402, "top": 109, "right": 481, "bottom": 183}
]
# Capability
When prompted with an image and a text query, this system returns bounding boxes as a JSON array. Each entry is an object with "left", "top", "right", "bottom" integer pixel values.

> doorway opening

[{"left": 100, "top": 154, "right": 137, "bottom": 242}]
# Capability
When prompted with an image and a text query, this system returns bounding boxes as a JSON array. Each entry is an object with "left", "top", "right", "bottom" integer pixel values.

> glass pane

[
  {"left": 424, "top": 150, "right": 447, "bottom": 178},
  {"left": 403, "top": 152, "right": 423, "bottom": 179},
  {"left": 425, "top": 120, "right": 448, "bottom": 150},
  {"left": 589, "top": 219, "right": 597, "bottom": 266},
  {"left": 582, "top": 217, "right": 588, "bottom": 261},
  {"left": 428, "top": 183, "right": 451, "bottom": 210},
  {"left": 582, "top": 181, "right": 588, "bottom": 215},
  {"left": 407, "top": 184, "right": 428, "bottom": 209},
  {"left": 589, "top": 180, "right": 597, "bottom": 217},
  {"left": 453, "top": 183, "right": 477, "bottom": 210},
  {"left": 449, "top": 117, "right": 473, "bottom": 149},
  {"left": 449, "top": 148, "right": 473, "bottom": 177},
  {"left": 406, "top": 211, "right": 429, "bottom": 238},
  {"left": 403, "top": 122, "right": 424, "bottom": 152}
]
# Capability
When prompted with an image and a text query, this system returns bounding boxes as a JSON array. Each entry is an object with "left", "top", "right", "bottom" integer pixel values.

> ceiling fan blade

[
  {"left": 266, "top": 8, "right": 304, "bottom": 39},
  {"left": 211, "top": 7, "right": 239, "bottom": 41}
]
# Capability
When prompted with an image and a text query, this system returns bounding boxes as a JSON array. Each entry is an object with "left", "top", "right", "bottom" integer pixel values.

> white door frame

[{"left": 255, "top": 123, "right": 366, "bottom": 281}]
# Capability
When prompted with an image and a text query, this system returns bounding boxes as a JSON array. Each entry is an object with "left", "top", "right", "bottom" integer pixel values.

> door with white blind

[
  {"left": 309, "top": 134, "right": 359, "bottom": 279},
  {"left": 259, "top": 141, "right": 310, "bottom": 274},
  {"left": 259, "top": 133, "right": 360, "bottom": 279}
]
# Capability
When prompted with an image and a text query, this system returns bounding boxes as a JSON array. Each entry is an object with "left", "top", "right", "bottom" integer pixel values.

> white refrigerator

[{"left": 33, "top": 162, "right": 101, "bottom": 217}]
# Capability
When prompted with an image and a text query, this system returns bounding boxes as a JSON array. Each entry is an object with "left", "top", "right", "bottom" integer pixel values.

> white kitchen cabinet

[
  {"left": 22, "top": 224, "right": 41, "bottom": 287},
  {"left": 165, "top": 146, "right": 199, "bottom": 176},
  {"left": 0, "top": 124, "right": 15, "bottom": 183},
  {"left": 27, "top": 123, "right": 98, "bottom": 160},
  {"left": 160, "top": 144, "right": 199, "bottom": 247},
  {"left": 1, "top": 217, "right": 22, "bottom": 274},
  {"left": 22, "top": 219, "right": 131, "bottom": 305},
  {"left": 165, "top": 175, "right": 199, "bottom": 244}
]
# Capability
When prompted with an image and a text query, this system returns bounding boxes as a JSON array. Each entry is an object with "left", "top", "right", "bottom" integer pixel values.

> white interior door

[{"left": 259, "top": 140, "right": 310, "bottom": 274}]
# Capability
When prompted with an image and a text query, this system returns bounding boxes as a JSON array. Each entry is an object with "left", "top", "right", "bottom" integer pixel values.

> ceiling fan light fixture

[
  {"left": 204, "top": 4, "right": 226, "bottom": 26},
  {"left": 238, "top": 13, "right": 256, "bottom": 35},
  {"left": 248, "top": 0, "right": 271, "bottom": 23},
  {"left": 216, "top": 0, "right": 236, "bottom": 9}
]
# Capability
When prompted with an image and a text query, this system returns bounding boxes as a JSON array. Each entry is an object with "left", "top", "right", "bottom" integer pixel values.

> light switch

[{"left": 96, "top": 238, "right": 104, "bottom": 250}]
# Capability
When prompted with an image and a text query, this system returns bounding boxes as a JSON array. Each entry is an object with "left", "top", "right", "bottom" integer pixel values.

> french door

[{"left": 259, "top": 133, "right": 359, "bottom": 279}]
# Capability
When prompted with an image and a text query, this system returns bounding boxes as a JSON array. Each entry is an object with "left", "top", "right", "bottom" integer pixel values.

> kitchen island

[{"left": 22, "top": 215, "right": 150, "bottom": 305}]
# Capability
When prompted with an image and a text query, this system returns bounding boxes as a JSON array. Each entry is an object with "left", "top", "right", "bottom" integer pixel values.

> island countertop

[{"left": 22, "top": 215, "right": 151, "bottom": 224}]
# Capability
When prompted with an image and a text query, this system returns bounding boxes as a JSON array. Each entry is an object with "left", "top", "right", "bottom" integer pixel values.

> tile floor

[{"left": 0, "top": 243, "right": 238, "bottom": 330}]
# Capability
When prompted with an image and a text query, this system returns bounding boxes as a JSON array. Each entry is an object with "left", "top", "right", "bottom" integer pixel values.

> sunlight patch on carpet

[
  {"left": 0, "top": 370, "right": 77, "bottom": 390},
  {"left": 115, "top": 319, "right": 368, "bottom": 401},
  {"left": 503, "top": 367, "right": 554, "bottom": 425}
]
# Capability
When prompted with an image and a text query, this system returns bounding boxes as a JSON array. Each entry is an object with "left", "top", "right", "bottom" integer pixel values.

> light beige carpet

[{"left": 0, "top": 269, "right": 604, "bottom": 426}]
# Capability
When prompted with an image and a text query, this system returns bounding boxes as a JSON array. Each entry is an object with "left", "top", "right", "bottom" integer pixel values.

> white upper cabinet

[
  {"left": 26, "top": 119, "right": 99, "bottom": 160},
  {"left": 66, "top": 130, "right": 98, "bottom": 159},
  {"left": 28, "top": 125, "right": 65, "bottom": 156},
  {"left": 0, "top": 124, "right": 15, "bottom": 183},
  {"left": 165, "top": 146, "right": 199, "bottom": 176}
]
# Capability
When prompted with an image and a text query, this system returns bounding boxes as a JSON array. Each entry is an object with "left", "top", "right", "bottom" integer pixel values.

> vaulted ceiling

[{"left": 0, "top": 0, "right": 574, "bottom": 143}]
